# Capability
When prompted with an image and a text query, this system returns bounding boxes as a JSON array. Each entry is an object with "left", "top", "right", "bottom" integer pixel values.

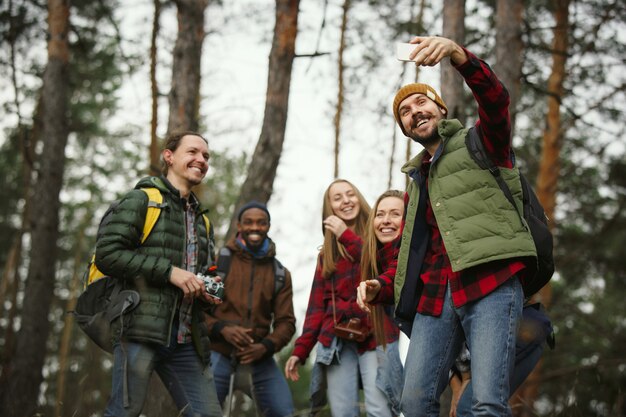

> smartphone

[{"left": 396, "top": 43, "right": 417, "bottom": 62}]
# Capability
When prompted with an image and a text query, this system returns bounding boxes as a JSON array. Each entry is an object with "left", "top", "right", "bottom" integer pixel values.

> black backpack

[
  {"left": 215, "top": 247, "right": 286, "bottom": 299},
  {"left": 466, "top": 127, "right": 555, "bottom": 297}
]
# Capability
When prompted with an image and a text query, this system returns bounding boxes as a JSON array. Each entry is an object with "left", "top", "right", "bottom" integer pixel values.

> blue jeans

[
  {"left": 104, "top": 340, "right": 221, "bottom": 417},
  {"left": 456, "top": 302, "right": 550, "bottom": 415},
  {"left": 325, "top": 341, "right": 392, "bottom": 417},
  {"left": 401, "top": 277, "right": 523, "bottom": 417},
  {"left": 456, "top": 340, "right": 544, "bottom": 415},
  {"left": 210, "top": 351, "right": 294, "bottom": 417}
]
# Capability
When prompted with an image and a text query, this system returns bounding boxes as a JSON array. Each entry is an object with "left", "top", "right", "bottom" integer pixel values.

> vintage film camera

[
  {"left": 333, "top": 318, "right": 368, "bottom": 342},
  {"left": 197, "top": 267, "right": 225, "bottom": 300}
]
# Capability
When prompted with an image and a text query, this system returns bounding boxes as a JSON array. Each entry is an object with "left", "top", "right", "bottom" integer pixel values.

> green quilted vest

[{"left": 394, "top": 119, "right": 536, "bottom": 306}]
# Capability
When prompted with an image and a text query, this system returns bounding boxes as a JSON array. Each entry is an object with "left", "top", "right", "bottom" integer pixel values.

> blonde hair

[
  {"left": 360, "top": 189, "right": 404, "bottom": 347},
  {"left": 320, "top": 179, "right": 371, "bottom": 278}
]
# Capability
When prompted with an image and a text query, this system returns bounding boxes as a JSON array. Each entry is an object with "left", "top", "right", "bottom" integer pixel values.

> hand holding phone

[{"left": 396, "top": 43, "right": 417, "bottom": 62}]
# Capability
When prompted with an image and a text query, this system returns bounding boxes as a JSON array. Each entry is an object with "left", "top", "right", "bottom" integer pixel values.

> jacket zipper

[{"left": 246, "top": 261, "right": 255, "bottom": 329}]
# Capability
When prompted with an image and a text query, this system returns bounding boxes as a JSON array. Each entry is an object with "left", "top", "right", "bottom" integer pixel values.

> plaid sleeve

[
  {"left": 292, "top": 256, "right": 327, "bottom": 362},
  {"left": 338, "top": 228, "right": 363, "bottom": 261},
  {"left": 372, "top": 239, "right": 400, "bottom": 305},
  {"left": 454, "top": 48, "right": 513, "bottom": 168}
]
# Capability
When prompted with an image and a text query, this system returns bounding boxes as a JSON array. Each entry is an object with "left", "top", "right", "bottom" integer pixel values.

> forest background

[{"left": 0, "top": 0, "right": 624, "bottom": 416}]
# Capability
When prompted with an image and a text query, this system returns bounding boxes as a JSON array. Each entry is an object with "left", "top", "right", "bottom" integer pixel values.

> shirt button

[
  {"left": 435, "top": 202, "right": 441, "bottom": 207},
  {"left": 445, "top": 231, "right": 450, "bottom": 236}
]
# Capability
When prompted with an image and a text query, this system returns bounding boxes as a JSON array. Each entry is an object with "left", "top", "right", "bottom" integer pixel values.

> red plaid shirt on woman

[
  {"left": 415, "top": 48, "right": 527, "bottom": 317},
  {"left": 292, "top": 229, "right": 397, "bottom": 362},
  {"left": 371, "top": 238, "right": 400, "bottom": 306}
]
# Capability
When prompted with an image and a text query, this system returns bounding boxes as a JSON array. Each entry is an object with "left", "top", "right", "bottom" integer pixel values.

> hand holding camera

[{"left": 197, "top": 266, "right": 225, "bottom": 300}]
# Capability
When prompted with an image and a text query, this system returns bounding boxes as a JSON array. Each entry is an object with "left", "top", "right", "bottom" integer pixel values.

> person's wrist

[{"left": 449, "top": 43, "right": 467, "bottom": 65}]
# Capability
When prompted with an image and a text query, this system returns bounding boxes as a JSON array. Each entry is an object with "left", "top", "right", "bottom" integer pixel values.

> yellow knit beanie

[{"left": 392, "top": 83, "right": 447, "bottom": 135}]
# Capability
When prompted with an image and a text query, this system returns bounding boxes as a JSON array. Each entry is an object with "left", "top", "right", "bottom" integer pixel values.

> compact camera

[
  {"left": 197, "top": 272, "right": 225, "bottom": 300},
  {"left": 333, "top": 318, "right": 369, "bottom": 342}
]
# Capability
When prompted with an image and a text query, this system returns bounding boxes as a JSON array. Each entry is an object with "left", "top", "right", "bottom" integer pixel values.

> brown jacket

[{"left": 206, "top": 237, "right": 296, "bottom": 358}]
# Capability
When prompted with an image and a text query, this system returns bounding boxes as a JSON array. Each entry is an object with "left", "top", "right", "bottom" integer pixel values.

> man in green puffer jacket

[
  {"left": 95, "top": 131, "right": 222, "bottom": 417},
  {"left": 386, "top": 36, "right": 534, "bottom": 417}
]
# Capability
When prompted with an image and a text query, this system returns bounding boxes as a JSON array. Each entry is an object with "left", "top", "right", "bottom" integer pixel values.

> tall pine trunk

[
  {"left": 495, "top": 0, "right": 524, "bottom": 135},
  {"left": 333, "top": 0, "right": 350, "bottom": 179},
  {"left": 149, "top": 0, "right": 162, "bottom": 175},
  {"left": 166, "top": 0, "right": 209, "bottom": 134},
  {"left": 441, "top": 0, "right": 465, "bottom": 120},
  {"left": 225, "top": 0, "right": 300, "bottom": 240},
  {"left": 402, "top": 0, "right": 427, "bottom": 190},
  {"left": 0, "top": 0, "right": 70, "bottom": 414}
]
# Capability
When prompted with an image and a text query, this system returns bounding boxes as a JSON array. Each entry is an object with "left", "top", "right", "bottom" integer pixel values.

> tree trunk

[
  {"left": 441, "top": 0, "right": 465, "bottom": 120},
  {"left": 149, "top": 0, "right": 162, "bottom": 175},
  {"left": 514, "top": 2, "right": 569, "bottom": 416},
  {"left": 494, "top": 0, "right": 524, "bottom": 134},
  {"left": 0, "top": 0, "right": 70, "bottom": 415},
  {"left": 54, "top": 223, "right": 86, "bottom": 417},
  {"left": 225, "top": 0, "right": 300, "bottom": 241},
  {"left": 333, "top": 0, "right": 350, "bottom": 179},
  {"left": 166, "top": 0, "right": 209, "bottom": 135},
  {"left": 398, "top": 0, "right": 426, "bottom": 190},
  {"left": 0, "top": 239, "right": 21, "bottom": 388},
  {"left": 536, "top": 0, "right": 568, "bottom": 233}
]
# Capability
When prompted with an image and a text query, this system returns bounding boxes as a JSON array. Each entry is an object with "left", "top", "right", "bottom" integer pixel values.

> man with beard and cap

[
  {"left": 206, "top": 201, "right": 296, "bottom": 417},
  {"left": 388, "top": 36, "right": 536, "bottom": 417}
]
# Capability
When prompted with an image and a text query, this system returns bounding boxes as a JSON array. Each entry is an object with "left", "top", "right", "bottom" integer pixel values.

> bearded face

[{"left": 398, "top": 93, "right": 447, "bottom": 150}]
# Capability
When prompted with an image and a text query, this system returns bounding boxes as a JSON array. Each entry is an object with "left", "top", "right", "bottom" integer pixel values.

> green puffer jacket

[{"left": 95, "top": 176, "right": 214, "bottom": 361}]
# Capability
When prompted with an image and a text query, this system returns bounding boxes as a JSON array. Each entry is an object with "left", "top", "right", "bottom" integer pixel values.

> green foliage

[{"left": 538, "top": 150, "right": 626, "bottom": 416}]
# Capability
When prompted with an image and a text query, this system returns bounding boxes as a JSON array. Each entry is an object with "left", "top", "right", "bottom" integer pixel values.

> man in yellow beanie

[{"left": 384, "top": 36, "right": 533, "bottom": 417}]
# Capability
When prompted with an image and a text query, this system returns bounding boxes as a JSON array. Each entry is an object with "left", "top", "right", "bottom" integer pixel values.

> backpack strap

[
  {"left": 215, "top": 247, "right": 233, "bottom": 281},
  {"left": 201, "top": 214, "right": 211, "bottom": 236},
  {"left": 272, "top": 258, "right": 286, "bottom": 297},
  {"left": 87, "top": 188, "right": 164, "bottom": 286},
  {"left": 86, "top": 253, "right": 104, "bottom": 286},
  {"left": 139, "top": 187, "right": 165, "bottom": 244},
  {"left": 465, "top": 127, "right": 522, "bottom": 222}
]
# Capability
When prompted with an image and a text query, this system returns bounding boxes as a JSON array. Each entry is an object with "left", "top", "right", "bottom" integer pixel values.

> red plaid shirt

[
  {"left": 372, "top": 239, "right": 400, "bottom": 305},
  {"left": 292, "top": 229, "right": 397, "bottom": 362},
  {"left": 415, "top": 49, "right": 526, "bottom": 317}
]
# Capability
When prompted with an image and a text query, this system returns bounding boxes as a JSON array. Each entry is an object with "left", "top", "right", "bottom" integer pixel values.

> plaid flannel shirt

[
  {"left": 292, "top": 229, "right": 396, "bottom": 362},
  {"left": 372, "top": 238, "right": 400, "bottom": 305}
]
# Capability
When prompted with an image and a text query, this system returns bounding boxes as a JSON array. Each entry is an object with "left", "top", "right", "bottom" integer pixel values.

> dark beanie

[{"left": 237, "top": 200, "right": 271, "bottom": 222}]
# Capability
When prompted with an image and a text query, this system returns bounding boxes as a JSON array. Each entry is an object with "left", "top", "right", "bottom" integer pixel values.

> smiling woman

[
  {"left": 373, "top": 193, "right": 404, "bottom": 244},
  {"left": 284, "top": 180, "right": 400, "bottom": 417}
]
